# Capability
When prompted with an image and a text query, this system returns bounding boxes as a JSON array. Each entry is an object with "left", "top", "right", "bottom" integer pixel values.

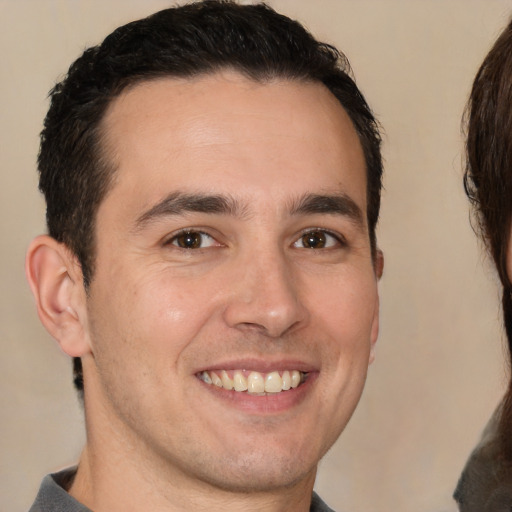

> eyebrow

[
  {"left": 288, "top": 193, "right": 364, "bottom": 226},
  {"left": 134, "top": 192, "right": 246, "bottom": 229},
  {"left": 134, "top": 190, "right": 364, "bottom": 230}
]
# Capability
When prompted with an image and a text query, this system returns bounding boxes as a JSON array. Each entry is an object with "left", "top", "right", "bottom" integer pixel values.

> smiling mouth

[{"left": 198, "top": 370, "right": 306, "bottom": 394}]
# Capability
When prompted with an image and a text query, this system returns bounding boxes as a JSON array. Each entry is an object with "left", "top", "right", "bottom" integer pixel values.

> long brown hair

[{"left": 464, "top": 18, "right": 512, "bottom": 459}]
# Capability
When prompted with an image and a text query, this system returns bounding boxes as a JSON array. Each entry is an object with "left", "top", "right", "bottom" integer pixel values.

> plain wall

[{"left": 1, "top": 1, "right": 511, "bottom": 511}]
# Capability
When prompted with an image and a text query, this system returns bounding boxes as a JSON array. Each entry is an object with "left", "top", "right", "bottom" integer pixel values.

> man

[{"left": 26, "top": 1, "right": 384, "bottom": 511}]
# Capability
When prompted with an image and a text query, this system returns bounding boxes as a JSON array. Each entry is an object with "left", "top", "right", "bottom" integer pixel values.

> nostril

[{"left": 222, "top": 261, "right": 308, "bottom": 336}]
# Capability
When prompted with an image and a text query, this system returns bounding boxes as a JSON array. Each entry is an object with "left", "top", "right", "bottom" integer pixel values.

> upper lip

[{"left": 194, "top": 358, "right": 318, "bottom": 374}]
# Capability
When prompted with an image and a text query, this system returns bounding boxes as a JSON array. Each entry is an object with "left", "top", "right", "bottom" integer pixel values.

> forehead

[{"left": 99, "top": 71, "right": 367, "bottom": 218}]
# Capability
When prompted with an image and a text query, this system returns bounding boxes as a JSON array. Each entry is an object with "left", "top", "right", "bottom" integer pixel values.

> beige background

[{"left": 1, "top": 1, "right": 511, "bottom": 511}]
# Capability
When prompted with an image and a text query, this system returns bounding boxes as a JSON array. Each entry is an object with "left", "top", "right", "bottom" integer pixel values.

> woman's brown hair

[{"left": 464, "top": 19, "right": 512, "bottom": 459}]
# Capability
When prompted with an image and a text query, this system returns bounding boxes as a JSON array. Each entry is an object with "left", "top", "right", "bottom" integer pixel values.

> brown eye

[
  {"left": 293, "top": 230, "right": 341, "bottom": 249},
  {"left": 170, "top": 231, "right": 214, "bottom": 249},
  {"left": 301, "top": 231, "right": 326, "bottom": 249}
]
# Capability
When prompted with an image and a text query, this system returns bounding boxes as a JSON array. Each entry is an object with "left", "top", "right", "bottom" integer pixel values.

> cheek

[
  {"left": 90, "top": 254, "right": 226, "bottom": 351},
  {"left": 307, "top": 270, "right": 377, "bottom": 340},
  {"left": 306, "top": 269, "right": 377, "bottom": 403},
  {"left": 140, "top": 271, "right": 218, "bottom": 323},
  {"left": 86, "top": 271, "right": 205, "bottom": 405},
  {"left": 110, "top": 270, "right": 222, "bottom": 360}
]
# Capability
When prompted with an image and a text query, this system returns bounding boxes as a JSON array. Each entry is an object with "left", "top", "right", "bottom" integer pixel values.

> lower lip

[{"left": 197, "top": 373, "right": 318, "bottom": 414}]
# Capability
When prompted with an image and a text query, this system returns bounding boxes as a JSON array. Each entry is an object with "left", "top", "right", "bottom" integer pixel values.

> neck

[{"left": 70, "top": 447, "right": 317, "bottom": 512}]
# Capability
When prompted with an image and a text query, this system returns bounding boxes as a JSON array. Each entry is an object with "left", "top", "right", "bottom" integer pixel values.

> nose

[{"left": 222, "top": 249, "right": 309, "bottom": 338}]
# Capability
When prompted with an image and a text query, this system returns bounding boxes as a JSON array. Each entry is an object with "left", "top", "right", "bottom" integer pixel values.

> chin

[{"left": 190, "top": 449, "right": 317, "bottom": 493}]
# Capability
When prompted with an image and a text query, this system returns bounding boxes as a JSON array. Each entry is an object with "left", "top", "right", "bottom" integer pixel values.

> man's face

[{"left": 81, "top": 72, "right": 380, "bottom": 493}]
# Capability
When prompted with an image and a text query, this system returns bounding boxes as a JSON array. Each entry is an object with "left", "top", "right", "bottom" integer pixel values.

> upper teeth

[{"left": 199, "top": 370, "right": 304, "bottom": 393}]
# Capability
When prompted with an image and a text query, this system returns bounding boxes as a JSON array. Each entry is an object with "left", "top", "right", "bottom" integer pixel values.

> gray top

[
  {"left": 29, "top": 469, "right": 90, "bottom": 512},
  {"left": 454, "top": 400, "right": 512, "bottom": 512},
  {"left": 29, "top": 468, "right": 336, "bottom": 512}
]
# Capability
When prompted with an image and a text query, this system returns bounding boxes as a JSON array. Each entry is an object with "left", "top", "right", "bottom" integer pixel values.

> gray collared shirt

[{"left": 29, "top": 468, "right": 336, "bottom": 512}]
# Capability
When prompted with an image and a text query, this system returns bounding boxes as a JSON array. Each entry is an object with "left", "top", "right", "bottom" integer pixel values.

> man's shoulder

[{"left": 29, "top": 468, "right": 91, "bottom": 512}]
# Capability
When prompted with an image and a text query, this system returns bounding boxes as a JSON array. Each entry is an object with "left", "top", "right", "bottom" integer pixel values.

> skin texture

[{"left": 27, "top": 71, "right": 382, "bottom": 512}]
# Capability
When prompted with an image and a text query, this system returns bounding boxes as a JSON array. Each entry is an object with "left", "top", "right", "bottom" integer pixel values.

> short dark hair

[
  {"left": 38, "top": 0, "right": 383, "bottom": 394},
  {"left": 464, "top": 18, "right": 512, "bottom": 461}
]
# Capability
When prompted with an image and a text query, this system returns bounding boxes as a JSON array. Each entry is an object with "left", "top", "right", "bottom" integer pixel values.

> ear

[
  {"left": 26, "top": 235, "right": 91, "bottom": 357},
  {"left": 369, "top": 249, "right": 384, "bottom": 365},
  {"left": 374, "top": 248, "right": 384, "bottom": 280}
]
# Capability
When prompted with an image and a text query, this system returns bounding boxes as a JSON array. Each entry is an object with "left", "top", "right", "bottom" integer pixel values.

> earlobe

[{"left": 25, "top": 235, "right": 90, "bottom": 357}]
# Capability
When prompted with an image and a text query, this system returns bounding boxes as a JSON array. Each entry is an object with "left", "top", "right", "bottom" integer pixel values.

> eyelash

[
  {"left": 165, "top": 229, "right": 218, "bottom": 250},
  {"left": 293, "top": 229, "right": 347, "bottom": 250},
  {"left": 164, "top": 228, "right": 346, "bottom": 251}
]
